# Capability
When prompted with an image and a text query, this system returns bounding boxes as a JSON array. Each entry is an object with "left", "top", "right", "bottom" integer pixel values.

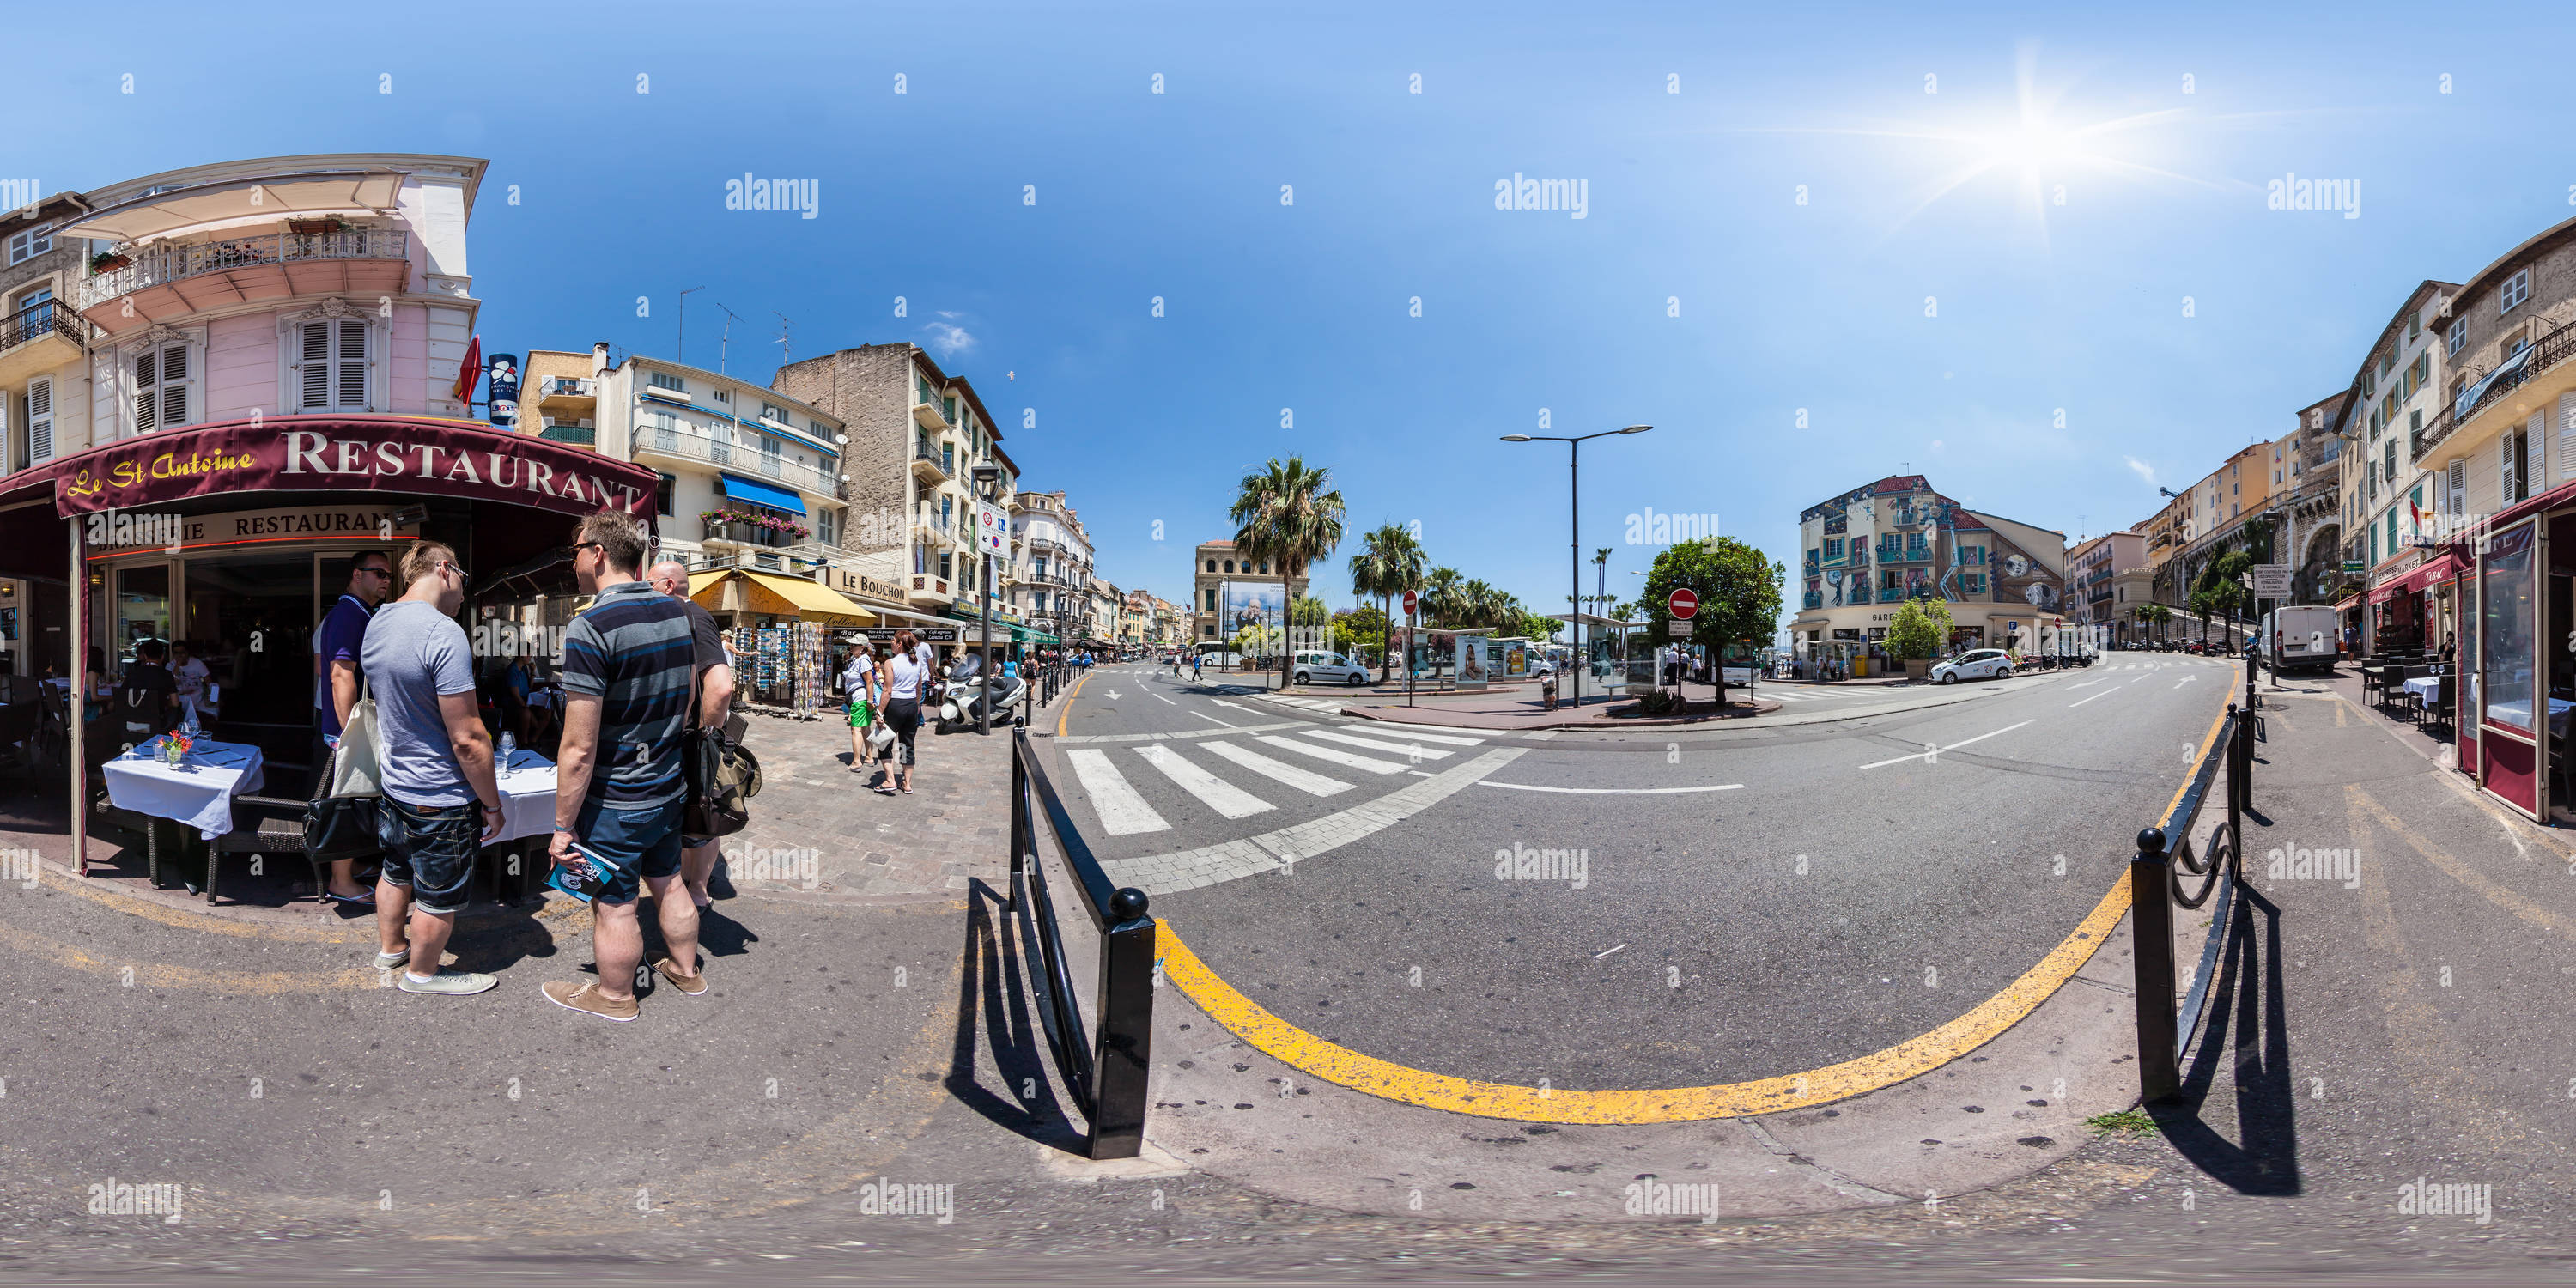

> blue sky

[{"left": 19, "top": 2, "right": 2574, "bottom": 622}]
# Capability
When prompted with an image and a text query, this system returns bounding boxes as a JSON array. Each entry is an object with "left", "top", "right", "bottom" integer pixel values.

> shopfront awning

[
  {"left": 718, "top": 473, "right": 805, "bottom": 515},
  {"left": 689, "top": 568, "right": 875, "bottom": 623},
  {"left": 2368, "top": 554, "right": 2466, "bottom": 605},
  {"left": 2333, "top": 595, "right": 2361, "bottom": 613}
]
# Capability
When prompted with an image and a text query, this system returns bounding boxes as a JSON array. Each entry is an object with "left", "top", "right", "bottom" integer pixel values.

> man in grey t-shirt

[{"left": 358, "top": 541, "right": 505, "bottom": 997}]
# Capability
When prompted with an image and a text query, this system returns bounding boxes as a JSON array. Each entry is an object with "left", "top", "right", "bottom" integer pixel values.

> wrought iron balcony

[
  {"left": 2416, "top": 318, "right": 2576, "bottom": 458},
  {"left": 0, "top": 301, "right": 88, "bottom": 386}
]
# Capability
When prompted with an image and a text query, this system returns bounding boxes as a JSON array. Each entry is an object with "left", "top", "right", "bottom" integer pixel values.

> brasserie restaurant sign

[{"left": 49, "top": 417, "right": 656, "bottom": 519}]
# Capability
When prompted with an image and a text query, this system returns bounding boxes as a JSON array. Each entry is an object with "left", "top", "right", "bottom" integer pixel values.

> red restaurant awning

[
  {"left": 2366, "top": 554, "right": 2464, "bottom": 605},
  {"left": 2333, "top": 595, "right": 2361, "bottom": 613}
]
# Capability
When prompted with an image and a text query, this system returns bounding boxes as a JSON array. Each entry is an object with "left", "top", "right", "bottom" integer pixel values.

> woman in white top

[
  {"left": 842, "top": 645, "right": 880, "bottom": 774},
  {"left": 877, "top": 629, "right": 927, "bottom": 795}
]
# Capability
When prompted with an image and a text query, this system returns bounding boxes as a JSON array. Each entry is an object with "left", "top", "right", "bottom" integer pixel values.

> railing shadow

[
  {"left": 2150, "top": 885, "right": 2301, "bottom": 1194},
  {"left": 946, "top": 876, "right": 1089, "bottom": 1155}
]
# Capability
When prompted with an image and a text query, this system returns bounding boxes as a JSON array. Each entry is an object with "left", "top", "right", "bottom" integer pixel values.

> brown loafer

[
  {"left": 541, "top": 979, "right": 639, "bottom": 1021},
  {"left": 653, "top": 957, "right": 708, "bottom": 996}
]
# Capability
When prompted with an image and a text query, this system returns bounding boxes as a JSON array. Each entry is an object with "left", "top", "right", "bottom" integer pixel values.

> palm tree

[
  {"left": 1421, "top": 567, "right": 1465, "bottom": 629},
  {"left": 1349, "top": 522, "right": 1426, "bottom": 683},
  {"left": 1230, "top": 455, "right": 1346, "bottom": 691}
]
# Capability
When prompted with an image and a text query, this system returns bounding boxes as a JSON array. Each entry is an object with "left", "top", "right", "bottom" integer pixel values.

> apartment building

[
  {"left": 519, "top": 345, "right": 851, "bottom": 580},
  {"left": 2329, "top": 281, "right": 2461, "bottom": 585},
  {"left": 1789, "top": 474, "right": 2070, "bottom": 664},
  {"left": 2068, "top": 530, "right": 2151, "bottom": 645},
  {"left": 1194, "top": 539, "right": 1291, "bottom": 647},
  {"left": 771, "top": 343, "right": 1021, "bottom": 627},
  {"left": 2403, "top": 220, "right": 2576, "bottom": 540},
  {"left": 1009, "top": 489, "right": 1095, "bottom": 647}
]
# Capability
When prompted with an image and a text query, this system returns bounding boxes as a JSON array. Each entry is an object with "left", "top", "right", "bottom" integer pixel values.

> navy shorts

[
  {"left": 574, "top": 797, "right": 683, "bottom": 906},
  {"left": 379, "top": 796, "right": 480, "bottom": 915}
]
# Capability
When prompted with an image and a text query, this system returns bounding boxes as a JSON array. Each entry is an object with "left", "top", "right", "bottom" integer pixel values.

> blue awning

[{"left": 719, "top": 473, "right": 805, "bottom": 514}]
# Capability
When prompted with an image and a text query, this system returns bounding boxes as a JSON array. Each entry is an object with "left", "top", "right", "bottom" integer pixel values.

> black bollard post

[{"left": 2131, "top": 825, "right": 2180, "bottom": 1102}]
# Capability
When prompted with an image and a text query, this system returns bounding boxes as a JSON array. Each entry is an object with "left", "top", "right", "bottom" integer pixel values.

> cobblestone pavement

[{"left": 714, "top": 709, "right": 1011, "bottom": 904}]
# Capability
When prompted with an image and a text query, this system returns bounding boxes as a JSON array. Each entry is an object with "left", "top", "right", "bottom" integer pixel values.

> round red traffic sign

[
  {"left": 1668, "top": 588, "right": 1698, "bottom": 620},
  {"left": 1403, "top": 591, "right": 1419, "bottom": 615}
]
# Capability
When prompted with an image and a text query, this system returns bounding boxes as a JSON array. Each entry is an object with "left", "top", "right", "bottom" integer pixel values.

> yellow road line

[
  {"left": 1055, "top": 671, "right": 1089, "bottom": 738},
  {"left": 1155, "top": 665, "right": 2233, "bottom": 1123},
  {"left": 1160, "top": 878, "right": 2130, "bottom": 1124},
  {"left": 2349, "top": 785, "right": 2575, "bottom": 940}
]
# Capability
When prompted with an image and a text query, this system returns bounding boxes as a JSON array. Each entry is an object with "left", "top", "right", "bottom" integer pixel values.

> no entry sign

[
  {"left": 1668, "top": 588, "right": 1698, "bottom": 620},
  {"left": 1403, "top": 591, "right": 1419, "bottom": 615}
]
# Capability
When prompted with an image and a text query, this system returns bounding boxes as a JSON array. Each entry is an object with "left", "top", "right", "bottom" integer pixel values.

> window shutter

[
  {"left": 2503, "top": 429, "right": 2519, "bottom": 504},
  {"left": 2448, "top": 459, "right": 2466, "bottom": 517},
  {"left": 336, "top": 319, "right": 368, "bottom": 407},
  {"left": 134, "top": 348, "right": 158, "bottom": 433},
  {"left": 301, "top": 322, "right": 331, "bottom": 408},
  {"left": 26, "top": 375, "right": 51, "bottom": 463},
  {"left": 2559, "top": 393, "right": 2576, "bottom": 488},
  {"left": 159, "top": 343, "right": 189, "bottom": 430}
]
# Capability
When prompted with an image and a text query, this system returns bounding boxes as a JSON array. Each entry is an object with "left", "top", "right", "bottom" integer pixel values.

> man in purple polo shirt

[{"left": 314, "top": 549, "right": 392, "bottom": 904}]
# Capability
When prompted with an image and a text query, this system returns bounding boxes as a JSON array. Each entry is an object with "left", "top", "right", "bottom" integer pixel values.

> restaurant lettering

[{"left": 281, "top": 431, "right": 644, "bottom": 511}]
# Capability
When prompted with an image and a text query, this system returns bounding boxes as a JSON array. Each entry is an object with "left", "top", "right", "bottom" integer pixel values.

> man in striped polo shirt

[{"left": 544, "top": 511, "right": 707, "bottom": 1022}]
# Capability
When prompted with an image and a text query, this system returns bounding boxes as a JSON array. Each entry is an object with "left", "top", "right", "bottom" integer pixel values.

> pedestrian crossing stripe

[
  {"left": 1135, "top": 744, "right": 1274, "bottom": 820},
  {"left": 1254, "top": 733, "right": 1406, "bottom": 775},
  {"left": 1065, "top": 748, "right": 1170, "bottom": 835},
  {"left": 1200, "top": 740, "right": 1355, "bottom": 797},
  {"left": 1302, "top": 728, "right": 1455, "bottom": 761}
]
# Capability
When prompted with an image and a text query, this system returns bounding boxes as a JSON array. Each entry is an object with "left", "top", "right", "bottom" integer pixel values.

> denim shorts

[
  {"left": 379, "top": 796, "right": 481, "bottom": 915},
  {"left": 574, "top": 797, "right": 683, "bottom": 906}
]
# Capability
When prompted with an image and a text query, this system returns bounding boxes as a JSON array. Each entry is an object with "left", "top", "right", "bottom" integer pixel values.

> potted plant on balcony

[{"left": 88, "top": 249, "right": 131, "bottom": 274}]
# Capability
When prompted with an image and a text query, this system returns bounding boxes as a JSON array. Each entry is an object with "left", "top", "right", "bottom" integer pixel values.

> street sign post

[
  {"left": 2250, "top": 564, "right": 2293, "bottom": 598},
  {"left": 1668, "top": 587, "right": 1698, "bottom": 620}
]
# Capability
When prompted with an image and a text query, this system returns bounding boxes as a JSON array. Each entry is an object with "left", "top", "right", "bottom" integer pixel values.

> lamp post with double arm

[{"left": 1501, "top": 425, "right": 1652, "bottom": 710}]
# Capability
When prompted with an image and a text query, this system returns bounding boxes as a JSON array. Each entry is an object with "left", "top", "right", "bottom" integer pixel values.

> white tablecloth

[
  {"left": 2483, "top": 696, "right": 2576, "bottom": 738},
  {"left": 491, "top": 749, "right": 559, "bottom": 844},
  {"left": 100, "top": 735, "right": 267, "bottom": 839},
  {"left": 2401, "top": 676, "right": 2445, "bottom": 702}
]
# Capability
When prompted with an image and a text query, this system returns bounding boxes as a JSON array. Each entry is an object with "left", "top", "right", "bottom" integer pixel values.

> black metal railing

[
  {"left": 1009, "top": 726, "right": 1154, "bottom": 1159},
  {"left": 2415, "top": 318, "right": 2576, "bottom": 458},
  {"left": 2129, "top": 683, "right": 2256, "bottom": 1102},
  {"left": 0, "top": 301, "right": 86, "bottom": 353}
]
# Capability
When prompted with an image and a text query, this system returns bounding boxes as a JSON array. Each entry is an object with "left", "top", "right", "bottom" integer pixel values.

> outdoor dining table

[
  {"left": 2484, "top": 696, "right": 2576, "bottom": 739},
  {"left": 99, "top": 732, "right": 266, "bottom": 887},
  {"left": 490, "top": 747, "right": 560, "bottom": 844}
]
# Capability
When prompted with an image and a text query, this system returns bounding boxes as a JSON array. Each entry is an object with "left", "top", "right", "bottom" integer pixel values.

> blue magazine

[{"left": 545, "top": 841, "right": 626, "bottom": 903}]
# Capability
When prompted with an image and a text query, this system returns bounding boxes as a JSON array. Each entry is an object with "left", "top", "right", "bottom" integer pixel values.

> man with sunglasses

[
  {"left": 361, "top": 542, "right": 505, "bottom": 995},
  {"left": 314, "top": 549, "right": 392, "bottom": 904}
]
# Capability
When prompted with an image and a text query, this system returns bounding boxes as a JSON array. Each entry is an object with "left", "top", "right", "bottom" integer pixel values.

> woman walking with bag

[{"left": 877, "top": 630, "right": 927, "bottom": 796}]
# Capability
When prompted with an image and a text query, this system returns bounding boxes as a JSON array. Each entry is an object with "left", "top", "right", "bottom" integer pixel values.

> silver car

[{"left": 1292, "top": 650, "right": 1371, "bottom": 686}]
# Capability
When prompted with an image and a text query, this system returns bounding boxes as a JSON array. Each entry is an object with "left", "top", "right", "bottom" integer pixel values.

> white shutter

[
  {"left": 2503, "top": 429, "right": 2519, "bottom": 504},
  {"left": 133, "top": 347, "right": 158, "bottom": 433},
  {"left": 300, "top": 321, "right": 331, "bottom": 409},
  {"left": 2530, "top": 411, "right": 2549, "bottom": 492},
  {"left": 26, "top": 376, "right": 50, "bottom": 464},
  {"left": 336, "top": 319, "right": 367, "bottom": 407},
  {"left": 2448, "top": 459, "right": 2466, "bottom": 517},
  {"left": 2559, "top": 392, "right": 2576, "bottom": 486},
  {"left": 134, "top": 340, "right": 191, "bottom": 433}
]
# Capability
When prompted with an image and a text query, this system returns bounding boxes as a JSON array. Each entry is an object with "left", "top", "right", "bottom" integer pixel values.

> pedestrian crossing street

[{"left": 1062, "top": 725, "right": 1486, "bottom": 836}]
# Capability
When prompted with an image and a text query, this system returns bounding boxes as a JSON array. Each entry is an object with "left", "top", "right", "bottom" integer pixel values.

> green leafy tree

[
  {"left": 1640, "top": 537, "right": 1784, "bottom": 660},
  {"left": 1347, "top": 522, "right": 1426, "bottom": 682},
  {"left": 1883, "top": 596, "right": 1953, "bottom": 661},
  {"left": 1420, "top": 567, "right": 1466, "bottom": 629}
]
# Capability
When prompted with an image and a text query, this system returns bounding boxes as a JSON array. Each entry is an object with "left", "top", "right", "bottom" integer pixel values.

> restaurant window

[
  {"left": 654, "top": 471, "right": 676, "bottom": 517},
  {"left": 2481, "top": 525, "right": 2537, "bottom": 732},
  {"left": 2500, "top": 268, "right": 2530, "bottom": 314},
  {"left": 130, "top": 336, "right": 195, "bottom": 434},
  {"left": 292, "top": 319, "right": 372, "bottom": 411}
]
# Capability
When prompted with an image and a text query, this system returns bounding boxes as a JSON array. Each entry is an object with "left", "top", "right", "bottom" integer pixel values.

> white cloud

[
  {"left": 922, "top": 322, "right": 975, "bottom": 358},
  {"left": 1929, "top": 438, "right": 1945, "bottom": 453},
  {"left": 2124, "top": 455, "right": 2156, "bottom": 487}
]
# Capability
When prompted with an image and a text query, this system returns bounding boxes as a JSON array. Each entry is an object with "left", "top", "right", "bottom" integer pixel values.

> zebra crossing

[{"left": 1060, "top": 725, "right": 1485, "bottom": 837}]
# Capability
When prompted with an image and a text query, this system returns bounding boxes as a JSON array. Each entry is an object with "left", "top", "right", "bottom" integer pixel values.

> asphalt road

[{"left": 1052, "top": 657, "right": 2239, "bottom": 1087}]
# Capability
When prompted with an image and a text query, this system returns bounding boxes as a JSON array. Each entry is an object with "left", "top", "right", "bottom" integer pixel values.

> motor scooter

[{"left": 939, "top": 671, "right": 1029, "bottom": 732}]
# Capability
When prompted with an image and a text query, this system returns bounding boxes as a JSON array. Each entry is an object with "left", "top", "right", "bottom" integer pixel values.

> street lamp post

[
  {"left": 1502, "top": 424, "right": 1651, "bottom": 710},
  {"left": 971, "top": 462, "right": 1004, "bottom": 734}
]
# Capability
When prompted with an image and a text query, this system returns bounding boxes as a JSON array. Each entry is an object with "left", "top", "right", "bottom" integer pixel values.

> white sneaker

[{"left": 398, "top": 969, "right": 499, "bottom": 996}]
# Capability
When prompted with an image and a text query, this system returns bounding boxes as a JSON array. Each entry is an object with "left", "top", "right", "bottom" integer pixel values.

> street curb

[{"left": 1329, "top": 683, "right": 2013, "bottom": 733}]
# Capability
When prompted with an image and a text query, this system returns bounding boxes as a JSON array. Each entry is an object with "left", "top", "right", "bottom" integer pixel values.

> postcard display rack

[{"left": 732, "top": 623, "right": 831, "bottom": 717}]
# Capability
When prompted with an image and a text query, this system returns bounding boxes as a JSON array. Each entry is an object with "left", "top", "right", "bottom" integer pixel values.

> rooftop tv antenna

[
  {"left": 714, "top": 303, "right": 745, "bottom": 375},
  {"left": 774, "top": 311, "right": 794, "bottom": 367}
]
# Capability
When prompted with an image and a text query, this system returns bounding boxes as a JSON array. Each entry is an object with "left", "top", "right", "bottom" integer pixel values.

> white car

[
  {"left": 1291, "top": 650, "right": 1371, "bottom": 687},
  {"left": 1930, "top": 648, "right": 2014, "bottom": 684}
]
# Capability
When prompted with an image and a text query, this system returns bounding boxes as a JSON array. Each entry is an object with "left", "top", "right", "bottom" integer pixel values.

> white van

[{"left": 2262, "top": 605, "right": 2339, "bottom": 674}]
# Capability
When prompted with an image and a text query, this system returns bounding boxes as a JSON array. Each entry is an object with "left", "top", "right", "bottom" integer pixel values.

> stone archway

[{"left": 2299, "top": 522, "right": 2342, "bottom": 605}]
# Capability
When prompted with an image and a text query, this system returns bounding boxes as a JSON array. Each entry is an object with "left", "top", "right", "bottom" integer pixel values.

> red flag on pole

[{"left": 451, "top": 335, "right": 483, "bottom": 404}]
